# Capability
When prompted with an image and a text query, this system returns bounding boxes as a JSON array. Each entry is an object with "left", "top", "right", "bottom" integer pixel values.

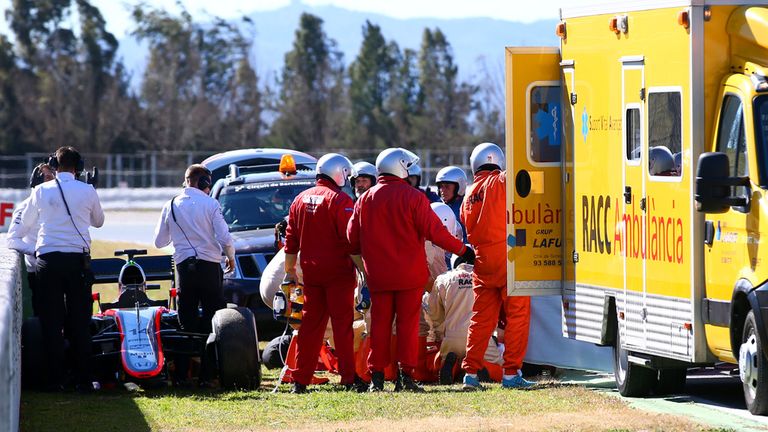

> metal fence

[
  {"left": 0, "top": 148, "right": 474, "bottom": 189},
  {"left": 0, "top": 151, "right": 212, "bottom": 189}
]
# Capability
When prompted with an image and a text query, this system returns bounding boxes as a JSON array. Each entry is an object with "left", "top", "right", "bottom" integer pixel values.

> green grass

[
  {"left": 20, "top": 240, "right": 710, "bottom": 431},
  {"left": 20, "top": 368, "right": 708, "bottom": 432}
]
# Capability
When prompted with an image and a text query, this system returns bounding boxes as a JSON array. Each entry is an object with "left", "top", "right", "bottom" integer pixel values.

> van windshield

[
  {"left": 753, "top": 95, "right": 768, "bottom": 187},
  {"left": 218, "top": 180, "right": 314, "bottom": 231}
]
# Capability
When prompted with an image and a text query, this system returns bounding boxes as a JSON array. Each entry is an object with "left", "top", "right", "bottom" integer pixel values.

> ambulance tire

[
  {"left": 654, "top": 368, "right": 686, "bottom": 396},
  {"left": 613, "top": 328, "right": 655, "bottom": 397},
  {"left": 213, "top": 307, "right": 262, "bottom": 390},
  {"left": 740, "top": 310, "right": 768, "bottom": 415}
]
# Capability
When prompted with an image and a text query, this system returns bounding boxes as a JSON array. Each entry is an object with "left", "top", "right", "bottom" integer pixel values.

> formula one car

[{"left": 21, "top": 249, "right": 261, "bottom": 390}]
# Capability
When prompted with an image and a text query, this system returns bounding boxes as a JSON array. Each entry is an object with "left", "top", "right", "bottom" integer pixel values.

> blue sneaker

[
  {"left": 462, "top": 374, "right": 484, "bottom": 391},
  {"left": 501, "top": 372, "right": 536, "bottom": 389}
]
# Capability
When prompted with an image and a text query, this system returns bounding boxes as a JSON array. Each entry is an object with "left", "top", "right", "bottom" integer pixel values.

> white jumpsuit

[
  {"left": 423, "top": 263, "right": 502, "bottom": 364},
  {"left": 419, "top": 240, "right": 449, "bottom": 338},
  {"left": 260, "top": 248, "right": 365, "bottom": 344},
  {"left": 259, "top": 248, "right": 303, "bottom": 309}
]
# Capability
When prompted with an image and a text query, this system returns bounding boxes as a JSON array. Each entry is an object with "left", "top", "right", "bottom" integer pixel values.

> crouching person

[
  {"left": 284, "top": 153, "right": 366, "bottom": 393},
  {"left": 424, "top": 261, "right": 504, "bottom": 385}
]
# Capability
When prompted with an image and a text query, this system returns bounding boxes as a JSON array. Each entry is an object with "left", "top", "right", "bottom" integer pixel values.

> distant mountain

[{"left": 117, "top": 2, "right": 559, "bottom": 86}]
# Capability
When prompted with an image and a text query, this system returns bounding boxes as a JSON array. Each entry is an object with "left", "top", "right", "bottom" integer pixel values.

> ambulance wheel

[
  {"left": 213, "top": 307, "right": 262, "bottom": 390},
  {"left": 613, "top": 328, "right": 654, "bottom": 397},
  {"left": 654, "top": 368, "right": 686, "bottom": 395},
  {"left": 740, "top": 310, "right": 768, "bottom": 415},
  {"left": 21, "top": 317, "right": 45, "bottom": 389}
]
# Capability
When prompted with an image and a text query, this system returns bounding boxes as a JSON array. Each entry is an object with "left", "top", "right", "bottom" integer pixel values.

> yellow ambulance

[{"left": 506, "top": 2, "right": 768, "bottom": 414}]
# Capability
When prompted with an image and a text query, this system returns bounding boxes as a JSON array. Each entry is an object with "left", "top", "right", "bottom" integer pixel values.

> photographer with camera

[
  {"left": 15, "top": 147, "right": 104, "bottom": 392},
  {"left": 153, "top": 164, "right": 235, "bottom": 386}
]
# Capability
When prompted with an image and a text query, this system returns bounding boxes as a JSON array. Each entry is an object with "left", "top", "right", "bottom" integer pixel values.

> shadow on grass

[{"left": 21, "top": 390, "right": 152, "bottom": 432}]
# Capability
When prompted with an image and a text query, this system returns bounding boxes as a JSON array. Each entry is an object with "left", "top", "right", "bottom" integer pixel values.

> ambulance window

[
  {"left": 717, "top": 95, "right": 748, "bottom": 197},
  {"left": 529, "top": 85, "right": 561, "bottom": 163},
  {"left": 625, "top": 108, "right": 641, "bottom": 161},
  {"left": 648, "top": 92, "right": 682, "bottom": 177},
  {"left": 753, "top": 95, "right": 768, "bottom": 187}
]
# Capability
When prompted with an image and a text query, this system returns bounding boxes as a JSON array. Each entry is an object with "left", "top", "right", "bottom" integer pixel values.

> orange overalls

[{"left": 460, "top": 170, "right": 531, "bottom": 376}]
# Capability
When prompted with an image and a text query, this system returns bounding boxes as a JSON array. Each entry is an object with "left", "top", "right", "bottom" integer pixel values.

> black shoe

[
  {"left": 291, "top": 382, "right": 307, "bottom": 394},
  {"left": 439, "top": 352, "right": 458, "bottom": 385},
  {"left": 369, "top": 371, "right": 385, "bottom": 392},
  {"left": 345, "top": 375, "right": 368, "bottom": 393},
  {"left": 477, "top": 367, "right": 491, "bottom": 383},
  {"left": 395, "top": 372, "right": 424, "bottom": 393}
]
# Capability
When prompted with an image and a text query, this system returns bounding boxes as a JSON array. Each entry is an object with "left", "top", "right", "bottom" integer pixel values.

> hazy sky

[{"left": 0, "top": 0, "right": 598, "bottom": 38}]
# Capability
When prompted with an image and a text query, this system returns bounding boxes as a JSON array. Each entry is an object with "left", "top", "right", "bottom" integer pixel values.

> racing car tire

[
  {"left": 212, "top": 307, "right": 261, "bottom": 390},
  {"left": 21, "top": 317, "right": 45, "bottom": 389}
]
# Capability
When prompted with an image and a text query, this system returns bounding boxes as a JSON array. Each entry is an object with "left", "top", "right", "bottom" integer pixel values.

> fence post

[
  {"left": 151, "top": 154, "right": 157, "bottom": 188},
  {"left": 106, "top": 155, "right": 112, "bottom": 188},
  {"left": 25, "top": 155, "right": 33, "bottom": 188},
  {"left": 116, "top": 154, "right": 123, "bottom": 187}
]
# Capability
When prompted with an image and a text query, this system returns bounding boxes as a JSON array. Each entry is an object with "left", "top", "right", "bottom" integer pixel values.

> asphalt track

[
  {"left": 91, "top": 210, "right": 159, "bottom": 245},
  {"left": 561, "top": 368, "right": 768, "bottom": 431}
]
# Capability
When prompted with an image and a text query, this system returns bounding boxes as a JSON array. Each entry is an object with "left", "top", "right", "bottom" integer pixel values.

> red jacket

[
  {"left": 285, "top": 178, "right": 356, "bottom": 287},
  {"left": 347, "top": 175, "right": 466, "bottom": 292},
  {"left": 460, "top": 170, "right": 507, "bottom": 288}
]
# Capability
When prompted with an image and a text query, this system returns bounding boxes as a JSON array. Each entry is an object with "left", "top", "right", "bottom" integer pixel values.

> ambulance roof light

[
  {"left": 556, "top": 21, "right": 567, "bottom": 39},
  {"left": 609, "top": 15, "right": 628, "bottom": 35},
  {"left": 609, "top": 17, "right": 619, "bottom": 33},
  {"left": 279, "top": 154, "right": 298, "bottom": 176},
  {"left": 678, "top": 9, "right": 690, "bottom": 29}
]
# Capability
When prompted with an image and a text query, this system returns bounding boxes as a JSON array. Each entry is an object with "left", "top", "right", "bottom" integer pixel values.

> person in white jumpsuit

[{"left": 423, "top": 204, "right": 503, "bottom": 384}]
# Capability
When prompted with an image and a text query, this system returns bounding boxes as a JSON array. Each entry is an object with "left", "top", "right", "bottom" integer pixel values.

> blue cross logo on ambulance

[
  {"left": 531, "top": 86, "right": 561, "bottom": 162},
  {"left": 581, "top": 194, "right": 685, "bottom": 264}
]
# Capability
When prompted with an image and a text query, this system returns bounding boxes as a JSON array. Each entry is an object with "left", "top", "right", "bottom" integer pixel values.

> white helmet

[
  {"left": 431, "top": 202, "right": 461, "bottom": 240},
  {"left": 470, "top": 142, "right": 505, "bottom": 173},
  {"left": 435, "top": 166, "right": 468, "bottom": 196},
  {"left": 376, "top": 148, "right": 420, "bottom": 179},
  {"left": 351, "top": 161, "right": 377, "bottom": 180},
  {"left": 317, "top": 153, "right": 354, "bottom": 187},
  {"left": 408, "top": 163, "right": 422, "bottom": 186},
  {"left": 649, "top": 146, "right": 675, "bottom": 176}
]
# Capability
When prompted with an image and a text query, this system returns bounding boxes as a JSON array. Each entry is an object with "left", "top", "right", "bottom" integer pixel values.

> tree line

[{"left": 0, "top": 1, "right": 504, "bottom": 156}]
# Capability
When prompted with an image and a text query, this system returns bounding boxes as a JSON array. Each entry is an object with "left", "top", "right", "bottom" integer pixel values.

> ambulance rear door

[{"left": 504, "top": 47, "right": 563, "bottom": 297}]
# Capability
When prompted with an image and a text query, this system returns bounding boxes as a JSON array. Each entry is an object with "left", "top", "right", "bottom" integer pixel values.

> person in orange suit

[{"left": 460, "top": 142, "right": 535, "bottom": 390}]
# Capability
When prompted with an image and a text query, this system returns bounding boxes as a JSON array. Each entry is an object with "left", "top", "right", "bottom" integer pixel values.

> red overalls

[
  {"left": 347, "top": 175, "right": 465, "bottom": 375},
  {"left": 285, "top": 178, "right": 357, "bottom": 386}
]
